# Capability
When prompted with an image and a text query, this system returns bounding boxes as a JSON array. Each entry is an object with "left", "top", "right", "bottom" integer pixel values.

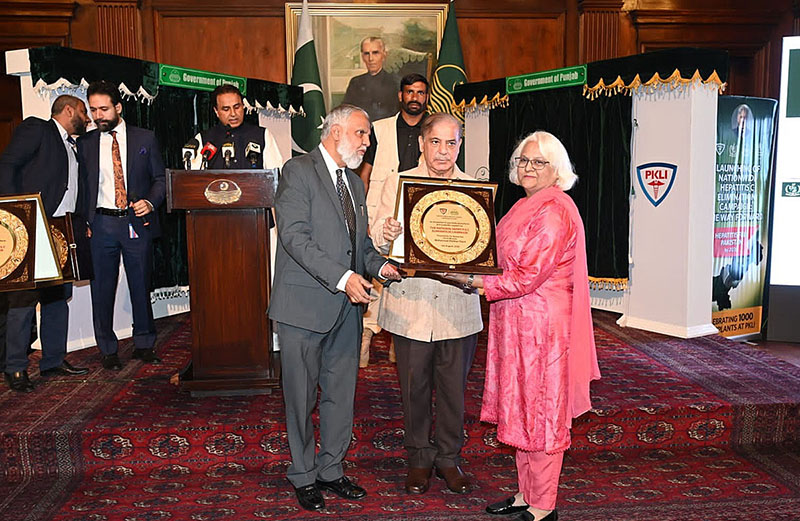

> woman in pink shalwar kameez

[{"left": 443, "top": 131, "right": 600, "bottom": 521}]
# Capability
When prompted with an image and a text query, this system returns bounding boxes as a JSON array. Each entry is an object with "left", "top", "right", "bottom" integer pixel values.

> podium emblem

[
  {"left": 636, "top": 162, "right": 677, "bottom": 207},
  {"left": 204, "top": 179, "right": 242, "bottom": 205}
]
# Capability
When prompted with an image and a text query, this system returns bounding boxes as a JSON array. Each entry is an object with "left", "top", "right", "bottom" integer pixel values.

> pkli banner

[{"left": 711, "top": 96, "right": 777, "bottom": 337}]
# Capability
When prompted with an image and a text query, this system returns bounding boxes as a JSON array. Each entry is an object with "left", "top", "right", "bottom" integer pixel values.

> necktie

[
  {"left": 65, "top": 135, "right": 78, "bottom": 162},
  {"left": 335, "top": 169, "right": 357, "bottom": 269},
  {"left": 110, "top": 130, "right": 127, "bottom": 209}
]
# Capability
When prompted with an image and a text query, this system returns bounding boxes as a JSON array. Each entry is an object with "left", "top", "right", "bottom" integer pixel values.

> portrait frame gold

[
  {"left": 285, "top": 3, "right": 448, "bottom": 110},
  {"left": 391, "top": 177, "right": 503, "bottom": 275}
]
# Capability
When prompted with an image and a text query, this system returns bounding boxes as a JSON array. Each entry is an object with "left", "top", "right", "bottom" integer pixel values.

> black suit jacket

[
  {"left": 76, "top": 123, "right": 166, "bottom": 237},
  {"left": 0, "top": 117, "right": 71, "bottom": 217}
]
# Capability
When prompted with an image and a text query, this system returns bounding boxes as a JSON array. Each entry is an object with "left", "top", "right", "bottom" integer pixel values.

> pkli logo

[{"left": 636, "top": 162, "right": 677, "bottom": 207}]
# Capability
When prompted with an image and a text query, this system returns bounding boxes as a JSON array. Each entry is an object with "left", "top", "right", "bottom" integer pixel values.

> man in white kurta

[{"left": 372, "top": 113, "right": 483, "bottom": 496}]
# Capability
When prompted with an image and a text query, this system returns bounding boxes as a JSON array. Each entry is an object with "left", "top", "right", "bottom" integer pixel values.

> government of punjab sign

[
  {"left": 506, "top": 65, "right": 587, "bottom": 95},
  {"left": 159, "top": 64, "right": 247, "bottom": 95}
]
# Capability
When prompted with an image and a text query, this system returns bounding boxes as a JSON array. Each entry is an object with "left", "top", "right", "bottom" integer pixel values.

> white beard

[{"left": 336, "top": 140, "right": 364, "bottom": 170}]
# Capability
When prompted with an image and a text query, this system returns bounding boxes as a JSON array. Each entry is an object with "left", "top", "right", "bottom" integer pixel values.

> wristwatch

[{"left": 464, "top": 274, "right": 474, "bottom": 290}]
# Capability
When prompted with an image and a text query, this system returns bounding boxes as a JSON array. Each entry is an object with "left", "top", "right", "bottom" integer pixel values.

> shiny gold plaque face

[
  {"left": 409, "top": 190, "right": 491, "bottom": 265},
  {"left": 0, "top": 209, "right": 29, "bottom": 280}
]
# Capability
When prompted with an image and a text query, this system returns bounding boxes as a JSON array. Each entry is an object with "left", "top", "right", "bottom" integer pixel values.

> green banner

[
  {"left": 158, "top": 64, "right": 246, "bottom": 95},
  {"left": 711, "top": 96, "right": 777, "bottom": 337},
  {"left": 506, "top": 65, "right": 586, "bottom": 95}
]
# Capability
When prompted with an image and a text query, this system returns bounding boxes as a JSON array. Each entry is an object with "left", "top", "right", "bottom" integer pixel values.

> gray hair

[
  {"left": 360, "top": 36, "right": 385, "bottom": 52},
  {"left": 420, "top": 112, "right": 462, "bottom": 141},
  {"left": 320, "top": 104, "right": 370, "bottom": 140},
  {"left": 508, "top": 131, "right": 577, "bottom": 190}
]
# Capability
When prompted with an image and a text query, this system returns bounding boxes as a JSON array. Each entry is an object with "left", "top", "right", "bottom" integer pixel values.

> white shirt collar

[
  {"left": 52, "top": 119, "right": 69, "bottom": 140},
  {"left": 318, "top": 143, "right": 344, "bottom": 175},
  {"left": 104, "top": 118, "right": 126, "bottom": 136}
]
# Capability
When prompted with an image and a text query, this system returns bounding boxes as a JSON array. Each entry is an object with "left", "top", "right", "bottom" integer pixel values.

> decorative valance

[
  {"left": 28, "top": 46, "right": 303, "bottom": 117},
  {"left": 454, "top": 48, "right": 729, "bottom": 111}
]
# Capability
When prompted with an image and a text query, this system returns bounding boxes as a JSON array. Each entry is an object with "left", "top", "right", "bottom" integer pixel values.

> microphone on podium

[
  {"left": 181, "top": 138, "right": 199, "bottom": 169},
  {"left": 245, "top": 142, "right": 261, "bottom": 168},
  {"left": 200, "top": 142, "right": 217, "bottom": 170},
  {"left": 221, "top": 142, "right": 235, "bottom": 169}
]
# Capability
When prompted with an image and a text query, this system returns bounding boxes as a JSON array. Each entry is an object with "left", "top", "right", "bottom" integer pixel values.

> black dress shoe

[
  {"left": 486, "top": 496, "right": 529, "bottom": 515},
  {"left": 101, "top": 354, "right": 123, "bottom": 371},
  {"left": 131, "top": 348, "right": 161, "bottom": 364},
  {"left": 5, "top": 371, "right": 35, "bottom": 392},
  {"left": 40, "top": 360, "right": 89, "bottom": 377},
  {"left": 316, "top": 475, "right": 367, "bottom": 499},
  {"left": 514, "top": 510, "right": 558, "bottom": 521},
  {"left": 294, "top": 483, "right": 324, "bottom": 511}
]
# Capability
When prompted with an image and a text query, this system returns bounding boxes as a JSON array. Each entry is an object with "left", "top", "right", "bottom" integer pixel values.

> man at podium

[
  {"left": 185, "top": 84, "right": 283, "bottom": 170},
  {"left": 0, "top": 94, "right": 91, "bottom": 392}
]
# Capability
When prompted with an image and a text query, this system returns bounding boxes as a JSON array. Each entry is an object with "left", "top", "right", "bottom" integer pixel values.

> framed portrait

[{"left": 285, "top": 3, "right": 448, "bottom": 113}]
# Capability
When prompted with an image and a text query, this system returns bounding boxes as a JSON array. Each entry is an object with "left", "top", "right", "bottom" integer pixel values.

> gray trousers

[
  {"left": 393, "top": 333, "right": 478, "bottom": 468},
  {"left": 278, "top": 301, "right": 360, "bottom": 488}
]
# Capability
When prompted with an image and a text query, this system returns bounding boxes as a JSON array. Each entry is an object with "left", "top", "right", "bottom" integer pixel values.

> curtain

[{"left": 488, "top": 86, "right": 632, "bottom": 281}]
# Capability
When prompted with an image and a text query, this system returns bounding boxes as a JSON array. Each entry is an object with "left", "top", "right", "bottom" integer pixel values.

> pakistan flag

[{"left": 291, "top": 0, "right": 326, "bottom": 155}]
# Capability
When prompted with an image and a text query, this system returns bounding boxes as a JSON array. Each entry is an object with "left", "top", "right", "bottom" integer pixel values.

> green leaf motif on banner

[
  {"left": 506, "top": 65, "right": 587, "bottom": 94},
  {"left": 158, "top": 64, "right": 247, "bottom": 95}
]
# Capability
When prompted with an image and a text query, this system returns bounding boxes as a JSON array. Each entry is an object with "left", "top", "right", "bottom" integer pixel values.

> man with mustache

[
  {"left": 0, "top": 95, "right": 91, "bottom": 391},
  {"left": 357, "top": 73, "right": 429, "bottom": 367},
  {"left": 77, "top": 81, "right": 166, "bottom": 371},
  {"left": 186, "top": 84, "right": 283, "bottom": 170},
  {"left": 371, "top": 112, "right": 483, "bottom": 495},
  {"left": 268, "top": 104, "right": 401, "bottom": 512}
]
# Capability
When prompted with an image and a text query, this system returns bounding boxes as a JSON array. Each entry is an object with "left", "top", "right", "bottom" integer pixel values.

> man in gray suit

[{"left": 268, "top": 104, "right": 401, "bottom": 512}]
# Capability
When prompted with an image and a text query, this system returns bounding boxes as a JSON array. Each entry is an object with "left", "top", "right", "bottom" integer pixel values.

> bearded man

[{"left": 268, "top": 103, "right": 401, "bottom": 512}]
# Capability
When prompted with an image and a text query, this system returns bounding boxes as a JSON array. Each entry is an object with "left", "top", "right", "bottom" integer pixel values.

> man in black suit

[
  {"left": 77, "top": 81, "right": 166, "bottom": 371},
  {"left": 268, "top": 104, "right": 401, "bottom": 511},
  {"left": 0, "top": 95, "right": 91, "bottom": 392}
]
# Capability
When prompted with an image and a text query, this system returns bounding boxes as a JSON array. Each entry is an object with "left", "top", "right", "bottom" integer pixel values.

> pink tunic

[{"left": 481, "top": 187, "right": 600, "bottom": 453}]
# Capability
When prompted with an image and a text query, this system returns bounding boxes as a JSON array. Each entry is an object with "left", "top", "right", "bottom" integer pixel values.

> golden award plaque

[
  {"left": 0, "top": 208, "right": 30, "bottom": 281},
  {"left": 397, "top": 177, "right": 502, "bottom": 274}
]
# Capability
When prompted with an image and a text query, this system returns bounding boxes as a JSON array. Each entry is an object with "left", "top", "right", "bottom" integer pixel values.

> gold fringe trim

[
  {"left": 583, "top": 69, "right": 727, "bottom": 100},
  {"left": 452, "top": 92, "right": 509, "bottom": 115},
  {"left": 588, "top": 277, "right": 628, "bottom": 291}
]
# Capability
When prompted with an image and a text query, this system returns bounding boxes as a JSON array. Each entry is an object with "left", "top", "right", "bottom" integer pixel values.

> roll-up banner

[{"left": 711, "top": 96, "right": 777, "bottom": 337}]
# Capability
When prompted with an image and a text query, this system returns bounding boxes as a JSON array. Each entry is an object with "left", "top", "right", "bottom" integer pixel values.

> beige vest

[
  {"left": 376, "top": 162, "right": 483, "bottom": 342},
  {"left": 365, "top": 114, "right": 401, "bottom": 230}
]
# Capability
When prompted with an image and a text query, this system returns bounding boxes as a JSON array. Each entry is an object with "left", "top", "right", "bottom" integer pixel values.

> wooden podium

[{"left": 167, "top": 169, "right": 280, "bottom": 395}]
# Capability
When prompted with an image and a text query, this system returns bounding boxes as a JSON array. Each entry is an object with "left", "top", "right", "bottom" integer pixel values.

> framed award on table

[
  {"left": 0, "top": 194, "right": 64, "bottom": 292},
  {"left": 390, "top": 177, "right": 502, "bottom": 275}
]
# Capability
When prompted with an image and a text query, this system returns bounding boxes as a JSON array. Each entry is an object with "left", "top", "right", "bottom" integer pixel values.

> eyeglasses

[{"left": 513, "top": 157, "right": 550, "bottom": 171}]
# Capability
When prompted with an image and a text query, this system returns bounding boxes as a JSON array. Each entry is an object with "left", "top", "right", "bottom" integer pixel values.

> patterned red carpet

[{"left": 1, "top": 310, "right": 799, "bottom": 521}]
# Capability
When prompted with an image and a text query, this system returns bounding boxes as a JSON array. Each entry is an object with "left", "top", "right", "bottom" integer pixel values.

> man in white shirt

[
  {"left": 77, "top": 81, "right": 166, "bottom": 372},
  {"left": 268, "top": 104, "right": 401, "bottom": 512},
  {"left": 0, "top": 95, "right": 91, "bottom": 392}
]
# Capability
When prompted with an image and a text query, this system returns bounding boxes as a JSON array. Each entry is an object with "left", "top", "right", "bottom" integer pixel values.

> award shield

[
  {"left": 391, "top": 177, "right": 502, "bottom": 274},
  {"left": 0, "top": 194, "right": 63, "bottom": 292}
]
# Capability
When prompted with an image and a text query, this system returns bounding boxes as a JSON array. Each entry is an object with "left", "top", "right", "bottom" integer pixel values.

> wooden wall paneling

[
  {"left": 141, "top": 0, "right": 573, "bottom": 85},
  {"left": 579, "top": 0, "right": 624, "bottom": 63},
  {"left": 625, "top": 0, "right": 793, "bottom": 99},
  {"left": 95, "top": 1, "right": 142, "bottom": 58},
  {"left": 0, "top": 0, "right": 76, "bottom": 154},
  {"left": 153, "top": 14, "right": 288, "bottom": 83},
  {"left": 457, "top": 14, "right": 568, "bottom": 81}
]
